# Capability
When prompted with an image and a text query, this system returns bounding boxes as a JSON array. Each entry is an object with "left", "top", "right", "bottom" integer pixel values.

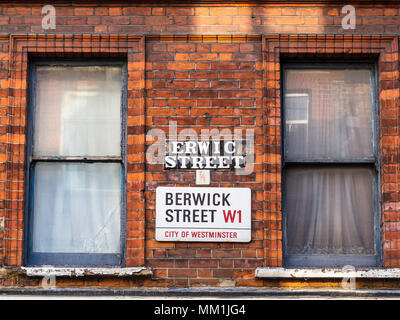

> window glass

[
  {"left": 284, "top": 69, "right": 373, "bottom": 161},
  {"left": 28, "top": 62, "right": 124, "bottom": 266},
  {"left": 34, "top": 66, "right": 122, "bottom": 157},
  {"left": 286, "top": 166, "right": 374, "bottom": 255},
  {"left": 283, "top": 65, "right": 379, "bottom": 268},
  {"left": 32, "top": 163, "right": 121, "bottom": 254}
]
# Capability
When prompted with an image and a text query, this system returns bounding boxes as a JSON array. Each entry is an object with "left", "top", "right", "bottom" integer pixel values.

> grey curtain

[
  {"left": 32, "top": 163, "right": 121, "bottom": 254},
  {"left": 286, "top": 167, "right": 374, "bottom": 255}
]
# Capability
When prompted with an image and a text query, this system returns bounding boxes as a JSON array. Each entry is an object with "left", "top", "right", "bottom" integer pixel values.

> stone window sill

[
  {"left": 20, "top": 266, "right": 152, "bottom": 278},
  {"left": 255, "top": 267, "right": 400, "bottom": 279}
]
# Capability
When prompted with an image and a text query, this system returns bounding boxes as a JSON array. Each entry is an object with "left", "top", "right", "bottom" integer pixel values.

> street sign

[{"left": 156, "top": 187, "right": 251, "bottom": 242}]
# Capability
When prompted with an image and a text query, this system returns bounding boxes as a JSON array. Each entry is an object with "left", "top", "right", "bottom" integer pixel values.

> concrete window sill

[
  {"left": 20, "top": 266, "right": 152, "bottom": 278},
  {"left": 255, "top": 267, "right": 400, "bottom": 279}
]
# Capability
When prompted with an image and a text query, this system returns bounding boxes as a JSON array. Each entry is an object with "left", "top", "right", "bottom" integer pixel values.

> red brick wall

[
  {"left": 0, "top": 35, "right": 7, "bottom": 270},
  {"left": 0, "top": 1, "right": 400, "bottom": 290},
  {"left": 0, "top": 4, "right": 400, "bottom": 35},
  {"left": 144, "top": 36, "right": 264, "bottom": 287}
]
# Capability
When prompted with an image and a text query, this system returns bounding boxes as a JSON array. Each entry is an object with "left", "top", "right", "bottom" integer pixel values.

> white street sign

[{"left": 156, "top": 187, "right": 251, "bottom": 242}]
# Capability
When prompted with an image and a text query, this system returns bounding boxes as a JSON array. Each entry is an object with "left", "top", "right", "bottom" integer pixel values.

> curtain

[
  {"left": 34, "top": 66, "right": 122, "bottom": 157},
  {"left": 32, "top": 163, "right": 121, "bottom": 254},
  {"left": 286, "top": 167, "right": 375, "bottom": 255}
]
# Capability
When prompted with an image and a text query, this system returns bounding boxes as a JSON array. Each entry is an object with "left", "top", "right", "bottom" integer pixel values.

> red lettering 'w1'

[{"left": 223, "top": 210, "right": 241, "bottom": 223}]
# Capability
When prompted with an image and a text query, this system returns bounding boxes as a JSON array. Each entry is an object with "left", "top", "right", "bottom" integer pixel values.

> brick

[
  {"left": 166, "top": 8, "right": 194, "bottom": 16},
  {"left": 145, "top": 16, "right": 173, "bottom": 25},
  {"left": 3, "top": 7, "right": 31, "bottom": 15},
  {"left": 211, "top": 44, "right": 239, "bottom": 52},
  {"left": 175, "top": 53, "right": 189, "bottom": 61},
  {"left": 384, "top": 8, "right": 398, "bottom": 16},
  {"left": 253, "top": 7, "right": 281, "bottom": 15},
  {"left": 357, "top": 8, "right": 384, "bottom": 16},
  {"left": 282, "top": 7, "right": 296, "bottom": 15},
  {"left": 152, "top": 8, "right": 165, "bottom": 15},
  {"left": 109, "top": 7, "right": 122, "bottom": 15},
  {"left": 102, "top": 16, "right": 130, "bottom": 24},
  {"left": 275, "top": 16, "right": 305, "bottom": 25},
  {"left": 168, "top": 268, "right": 197, "bottom": 278},
  {"left": 74, "top": 7, "right": 94, "bottom": 15},
  {"left": 190, "top": 53, "right": 218, "bottom": 61},
  {"left": 209, "top": 7, "right": 238, "bottom": 16},
  {"left": 168, "top": 44, "right": 196, "bottom": 52},
  {"left": 297, "top": 7, "right": 324, "bottom": 15},
  {"left": 94, "top": 7, "right": 108, "bottom": 15},
  {"left": 167, "top": 62, "right": 195, "bottom": 70},
  {"left": 326, "top": 8, "right": 339, "bottom": 16},
  {"left": 123, "top": 7, "right": 151, "bottom": 15}
]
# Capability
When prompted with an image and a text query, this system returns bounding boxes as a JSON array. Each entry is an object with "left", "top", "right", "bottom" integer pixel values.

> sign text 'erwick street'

[{"left": 164, "top": 140, "right": 246, "bottom": 170}]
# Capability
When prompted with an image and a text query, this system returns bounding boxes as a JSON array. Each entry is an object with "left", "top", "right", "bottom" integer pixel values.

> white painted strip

[
  {"left": 255, "top": 268, "right": 400, "bottom": 279},
  {"left": 21, "top": 267, "right": 152, "bottom": 277}
]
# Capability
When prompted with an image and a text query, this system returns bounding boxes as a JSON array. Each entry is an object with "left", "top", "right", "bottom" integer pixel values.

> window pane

[
  {"left": 34, "top": 66, "right": 122, "bottom": 157},
  {"left": 284, "top": 69, "right": 373, "bottom": 160},
  {"left": 286, "top": 166, "right": 375, "bottom": 255},
  {"left": 32, "top": 163, "right": 121, "bottom": 254}
]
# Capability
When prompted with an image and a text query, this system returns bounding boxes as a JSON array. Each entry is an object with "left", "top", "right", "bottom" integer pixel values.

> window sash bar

[
  {"left": 30, "top": 156, "right": 122, "bottom": 162},
  {"left": 284, "top": 160, "right": 377, "bottom": 166}
]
